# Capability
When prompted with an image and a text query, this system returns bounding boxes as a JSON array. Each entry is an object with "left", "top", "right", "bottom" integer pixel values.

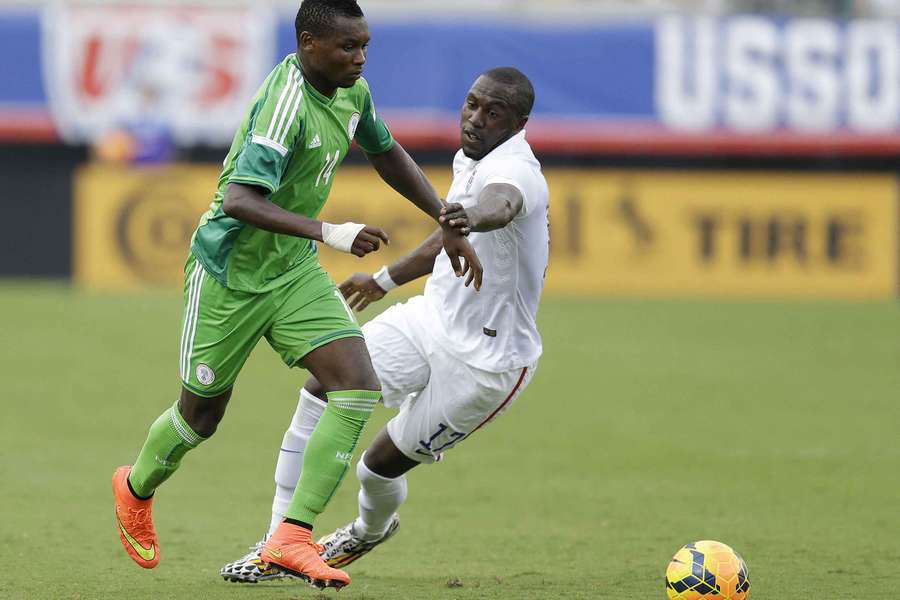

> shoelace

[
  {"left": 124, "top": 507, "right": 155, "bottom": 541},
  {"left": 233, "top": 540, "right": 265, "bottom": 563},
  {"left": 327, "top": 526, "right": 357, "bottom": 549}
]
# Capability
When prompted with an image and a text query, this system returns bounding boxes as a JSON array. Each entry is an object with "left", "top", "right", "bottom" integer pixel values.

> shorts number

[{"left": 415, "top": 422, "right": 465, "bottom": 458}]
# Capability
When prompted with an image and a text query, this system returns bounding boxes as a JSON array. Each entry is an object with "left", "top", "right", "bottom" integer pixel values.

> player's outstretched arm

[
  {"left": 340, "top": 227, "right": 476, "bottom": 311},
  {"left": 365, "top": 144, "right": 446, "bottom": 223},
  {"left": 440, "top": 183, "right": 524, "bottom": 234},
  {"left": 222, "top": 182, "right": 388, "bottom": 257},
  {"left": 365, "top": 144, "right": 482, "bottom": 287}
]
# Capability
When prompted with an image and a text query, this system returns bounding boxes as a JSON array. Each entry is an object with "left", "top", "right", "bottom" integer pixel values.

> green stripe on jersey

[{"left": 191, "top": 53, "right": 395, "bottom": 293}]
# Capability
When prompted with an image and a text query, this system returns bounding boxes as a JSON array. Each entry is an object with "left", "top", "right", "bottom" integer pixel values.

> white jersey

[{"left": 424, "top": 130, "right": 549, "bottom": 372}]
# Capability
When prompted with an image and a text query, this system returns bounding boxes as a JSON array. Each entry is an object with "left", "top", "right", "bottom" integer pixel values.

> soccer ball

[{"left": 665, "top": 540, "right": 750, "bottom": 600}]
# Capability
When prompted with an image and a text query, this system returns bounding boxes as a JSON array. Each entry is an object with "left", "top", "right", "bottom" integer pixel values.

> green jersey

[{"left": 191, "top": 53, "right": 395, "bottom": 292}]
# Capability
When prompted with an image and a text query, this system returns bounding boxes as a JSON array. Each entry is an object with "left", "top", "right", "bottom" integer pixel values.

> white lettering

[
  {"left": 724, "top": 17, "right": 780, "bottom": 130},
  {"left": 656, "top": 16, "right": 716, "bottom": 130},
  {"left": 785, "top": 20, "right": 840, "bottom": 131},
  {"left": 654, "top": 16, "right": 900, "bottom": 133},
  {"left": 846, "top": 20, "right": 899, "bottom": 130}
]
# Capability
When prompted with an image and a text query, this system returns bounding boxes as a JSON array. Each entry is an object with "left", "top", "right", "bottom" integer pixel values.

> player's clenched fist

[{"left": 321, "top": 222, "right": 390, "bottom": 257}]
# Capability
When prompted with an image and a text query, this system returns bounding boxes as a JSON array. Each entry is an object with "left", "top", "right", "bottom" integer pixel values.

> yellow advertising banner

[
  {"left": 546, "top": 170, "right": 898, "bottom": 298},
  {"left": 74, "top": 164, "right": 898, "bottom": 298}
]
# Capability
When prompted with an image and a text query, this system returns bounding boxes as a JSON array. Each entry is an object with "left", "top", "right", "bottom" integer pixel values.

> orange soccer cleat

[
  {"left": 112, "top": 465, "right": 160, "bottom": 569},
  {"left": 262, "top": 521, "right": 351, "bottom": 590}
]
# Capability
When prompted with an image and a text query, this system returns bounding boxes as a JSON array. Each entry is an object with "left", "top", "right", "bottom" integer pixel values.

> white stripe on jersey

[
  {"left": 250, "top": 134, "right": 288, "bottom": 157},
  {"left": 277, "top": 81, "right": 304, "bottom": 146},
  {"left": 271, "top": 69, "right": 303, "bottom": 146},
  {"left": 265, "top": 68, "right": 296, "bottom": 140}
]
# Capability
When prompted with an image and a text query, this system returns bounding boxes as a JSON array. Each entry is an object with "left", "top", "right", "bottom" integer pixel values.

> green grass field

[{"left": 1, "top": 283, "right": 898, "bottom": 599}]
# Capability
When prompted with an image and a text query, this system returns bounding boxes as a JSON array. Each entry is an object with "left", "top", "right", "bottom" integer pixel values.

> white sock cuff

[
  {"left": 358, "top": 452, "right": 405, "bottom": 487},
  {"left": 300, "top": 387, "right": 327, "bottom": 410}
]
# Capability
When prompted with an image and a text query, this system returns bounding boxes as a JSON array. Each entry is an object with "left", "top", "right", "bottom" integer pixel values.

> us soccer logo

[{"left": 42, "top": 2, "right": 275, "bottom": 146}]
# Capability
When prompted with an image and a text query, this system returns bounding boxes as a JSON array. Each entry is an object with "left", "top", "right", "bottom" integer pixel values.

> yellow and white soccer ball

[{"left": 665, "top": 540, "right": 750, "bottom": 600}]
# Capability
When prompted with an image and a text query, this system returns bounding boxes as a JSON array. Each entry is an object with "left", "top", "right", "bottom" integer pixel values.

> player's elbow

[
  {"left": 221, "top": 195, "right": 237, "bottom": 217},
  {"left": 487, "top": 199, "right": 517, "bottom": 230},
  {"left": 501, "top": 199, "right": 517, "bottom": 225},
  {"left": 222, "top": 191, "right": 238, "bottom": 217},
  {"left": 222, "top": 185, "right": 249, "bottom": 219}
]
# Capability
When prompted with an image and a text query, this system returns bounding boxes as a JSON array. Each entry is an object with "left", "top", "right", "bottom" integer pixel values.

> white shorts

[{"left": 362, "top": 295, "right": 536, "bottom": 464}]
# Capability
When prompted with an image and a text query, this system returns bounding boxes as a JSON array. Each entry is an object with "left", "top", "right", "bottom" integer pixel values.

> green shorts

[{"left": 179, "top": 254, "right": 361, "bottom": 397}]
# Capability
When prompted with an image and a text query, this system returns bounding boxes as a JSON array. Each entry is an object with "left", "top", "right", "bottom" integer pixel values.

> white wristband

[
  {"left": 373, "top": 265, "right": 398, "bottom": 292},
  {"left": 322, "top": 221, "right": 366, "bottom": 253}
]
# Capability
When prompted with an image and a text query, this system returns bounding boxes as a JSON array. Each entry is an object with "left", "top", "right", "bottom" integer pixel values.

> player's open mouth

[{"left": 463, "top": 129, "right": 480, "bottom": 141}]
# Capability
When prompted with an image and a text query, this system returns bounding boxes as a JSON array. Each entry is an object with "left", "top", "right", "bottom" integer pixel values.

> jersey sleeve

[
  {"left": 354, "top": 81, "right": 395, "bottom": 155},
  {"left": 229, "top": 64, "right": 306, "bottom": 194},
  {"left": 480, "top": 158, "right": 536, "bottom": 217}
]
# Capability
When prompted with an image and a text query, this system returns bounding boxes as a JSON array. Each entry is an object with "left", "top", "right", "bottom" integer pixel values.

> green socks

[
  {"left": 285, "top": 390, "right": 380, "bottom": 525},
  {"left": 128, "top": 402, "right": 206, "bottom": 498},
  {"left": 127, "top": 389, "right": 376, "bottom": 518}
]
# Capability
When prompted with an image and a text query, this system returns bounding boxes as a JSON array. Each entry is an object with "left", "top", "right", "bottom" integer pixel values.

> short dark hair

[
  {"left": 482, "top": 67, "right": 535, "bottom": 118},
  {"left": 295, "top": 0, "right": 364, "bottom": 43}
]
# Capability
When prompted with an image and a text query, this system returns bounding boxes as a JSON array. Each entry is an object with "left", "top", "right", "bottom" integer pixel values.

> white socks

[
  {"left": 268, "top": 388, "right": 326, "bottom": 536},
  {"left": 353, "top": 453, "right": 408, "bottom": 541},
  {"left": 266, "top": 391, "right": 409, "bottom": 541}
]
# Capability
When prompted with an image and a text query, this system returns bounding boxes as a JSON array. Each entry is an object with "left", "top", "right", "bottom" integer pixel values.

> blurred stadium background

[{"left": 2, "top": 1, "right": 899, "bottom": 599}]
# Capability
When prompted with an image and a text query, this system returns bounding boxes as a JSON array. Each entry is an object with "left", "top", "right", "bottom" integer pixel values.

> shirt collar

[{"left": 471, "top": 129, "right": 527, "bottom": 164}]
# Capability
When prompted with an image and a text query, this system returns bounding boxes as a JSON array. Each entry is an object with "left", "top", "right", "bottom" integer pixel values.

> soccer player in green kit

[{"left": 111, "top": 0, "right": 480, "bottom": 590}]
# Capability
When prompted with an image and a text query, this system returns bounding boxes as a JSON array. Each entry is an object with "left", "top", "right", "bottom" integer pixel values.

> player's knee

[
  {"left": 179, "top": 388, "right": 230, "bottom": 438},
  {"left": 184, "top": 412, "right": 221, "bottom": 438},
  {"left": 361, "top": 430, "right": 418, "bottom": 479},
  {"left": 325, "top": 372, "right": 381, "bottom": 394}
]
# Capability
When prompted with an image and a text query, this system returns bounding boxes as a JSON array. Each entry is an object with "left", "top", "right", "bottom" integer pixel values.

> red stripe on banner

[
  {"left": 0, "top": 109, "right": 58, "bottom": 143},
  {"left": 468, "top": 367, "right": 529, "bottom": 436},
  {"left": 5, "top": 106, "right": 900, "bottom": 157},
  {"left": 383, "top": 114, "right": 900, "bottom": 157}
]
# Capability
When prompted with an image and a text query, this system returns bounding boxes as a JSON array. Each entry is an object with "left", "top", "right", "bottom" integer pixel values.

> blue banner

[{"left": 3, "top": 7, "right": 900, "bottom": 153}]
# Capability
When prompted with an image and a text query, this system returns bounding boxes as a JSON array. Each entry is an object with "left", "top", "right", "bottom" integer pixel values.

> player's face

[
  {"left": 460, "top": 76, "right": 524, "bottom": 160},
  {"left": 301, "top": 16, "right": 369, "bottom": 90}
]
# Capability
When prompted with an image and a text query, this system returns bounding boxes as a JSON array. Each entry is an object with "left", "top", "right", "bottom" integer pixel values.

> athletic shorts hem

[
  {"left": 385, "top": 426, "right": 430, "bottom": 465},
  {"left": 180, "top": 381, "right": 232, "bottom": 398},
  {"left": 289, "top": 329, "right": 365, "bottom": 367}
]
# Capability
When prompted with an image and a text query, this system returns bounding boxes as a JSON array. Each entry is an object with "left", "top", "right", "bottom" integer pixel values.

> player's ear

[
  {"left": 517, "top": 114, "right": 529, "bottom": 130},
  {"left": 298, "top": 30, "right": 315, "bottom": 53}
]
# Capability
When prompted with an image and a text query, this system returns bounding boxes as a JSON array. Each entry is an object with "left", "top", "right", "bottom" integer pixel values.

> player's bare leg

[
  {"left": 262, "top": 337, "right": 381, "bottom": 590},
  {"left": 113, "top": 387, "right": 230, "bottom": 568},
  {"left": 319, "top": 428, "right": 418, "bottom": 568}
]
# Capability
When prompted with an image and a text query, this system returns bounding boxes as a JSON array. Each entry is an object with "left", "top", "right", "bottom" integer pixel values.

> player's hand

[
  {"left": 351, "top": 226, "right": 390, "bottom": 257},
  {"left": 441, "top": 229, "right": 483, "bottom": 291},
  {"left": 439, "top": 202, "right": 471, "bottom": 236},
  {"left": 338, "top": 272, "right": 387, "bottom": 311}
]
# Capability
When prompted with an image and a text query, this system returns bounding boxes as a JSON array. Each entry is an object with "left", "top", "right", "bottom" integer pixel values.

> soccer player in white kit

[{"left": 221, "top": 67, "right": 548, "bottom": 582}]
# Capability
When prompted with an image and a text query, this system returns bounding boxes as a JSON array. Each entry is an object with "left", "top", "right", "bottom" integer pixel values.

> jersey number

[{"left": 316, "top": 150, "right": 340, "bottom": 187}]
